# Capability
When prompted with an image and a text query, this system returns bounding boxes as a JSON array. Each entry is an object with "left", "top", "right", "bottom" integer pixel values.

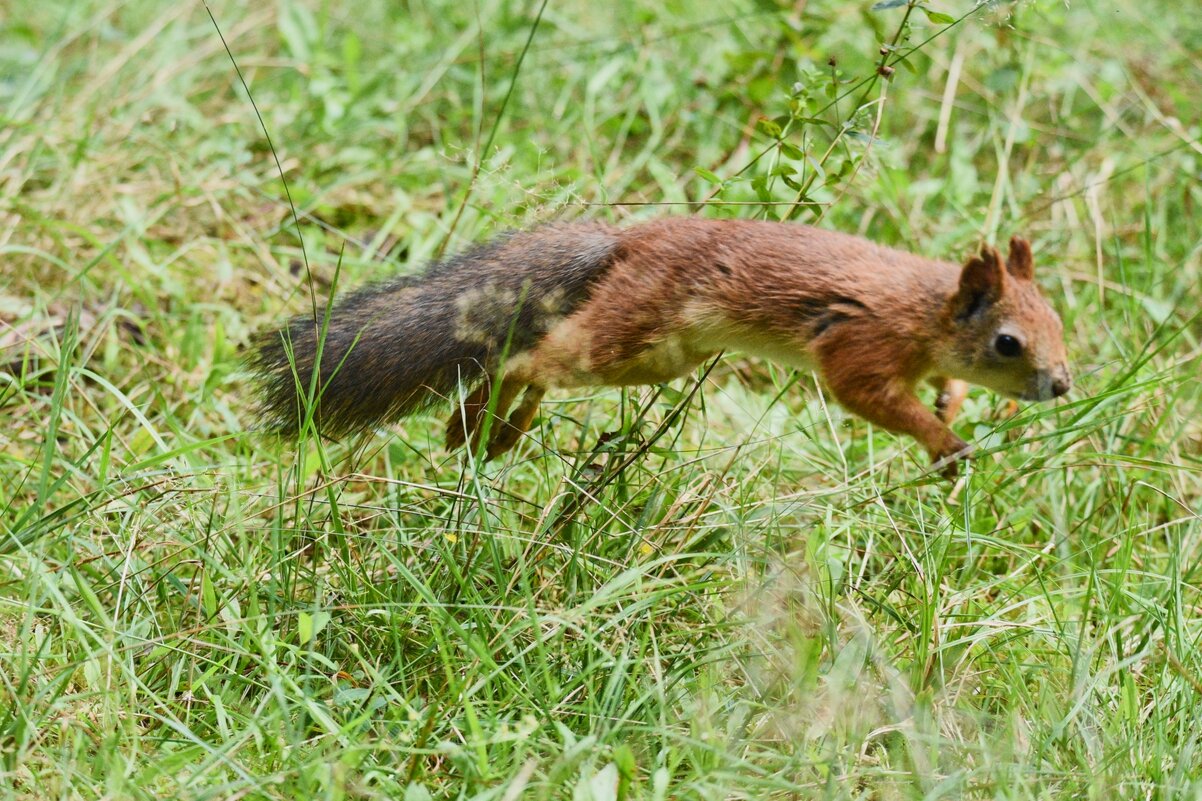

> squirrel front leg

[
  {"left": 822, "top": 368, "right": 972, "bottom": 478},
  {"left": 929, "top": 377, "right": 969, "bottom": 424}
]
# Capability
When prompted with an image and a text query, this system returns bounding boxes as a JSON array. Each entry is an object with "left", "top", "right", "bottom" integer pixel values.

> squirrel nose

[{"left": 1051, "top": 375, "right": 1071, "bottom": 398}]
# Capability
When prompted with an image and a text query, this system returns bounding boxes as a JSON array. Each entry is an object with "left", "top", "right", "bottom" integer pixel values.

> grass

[{"left": 2, "top": 0, "right": 1201, "bottom": 798}]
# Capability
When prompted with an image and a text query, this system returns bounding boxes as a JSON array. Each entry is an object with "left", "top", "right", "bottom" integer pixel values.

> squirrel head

[{"left": 939, "top": 236, "right": 1071, "bottom": 402}]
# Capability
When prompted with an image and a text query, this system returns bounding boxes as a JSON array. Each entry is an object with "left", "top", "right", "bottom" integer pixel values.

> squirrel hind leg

[
  {"left": 445, "top": 376, "right": 524, "bottom": 453},
  {"left": 445, "top": 381, "right": 491, "bottom": 451},
  {"left": 485, "top": 385, "right": 546, "bottom": 462}
]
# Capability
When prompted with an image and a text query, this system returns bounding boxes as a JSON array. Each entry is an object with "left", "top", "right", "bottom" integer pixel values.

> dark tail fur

[{"left": 249, "top": 223, "right": 620, "bottom": 436}]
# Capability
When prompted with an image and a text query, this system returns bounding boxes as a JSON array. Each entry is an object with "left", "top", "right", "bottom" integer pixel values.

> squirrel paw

[
  {"left": 930, "top": 439, "right": 974, "bottom": 480},
  {"left": 484, "top": 424, "right": 524, "bottom": 462}
]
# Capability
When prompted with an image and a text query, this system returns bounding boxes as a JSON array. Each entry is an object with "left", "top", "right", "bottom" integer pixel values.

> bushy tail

[{"left": 248, "top": 223, "right": 619, "bottom": 436}]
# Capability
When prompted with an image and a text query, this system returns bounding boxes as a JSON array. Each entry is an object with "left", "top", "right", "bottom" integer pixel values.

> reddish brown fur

[
  {"left": 463, "top": 219, "right": 1070, "bottom": 475},
  {"left": 253, "top": 216, "right": 1071, "bottom": 476}
]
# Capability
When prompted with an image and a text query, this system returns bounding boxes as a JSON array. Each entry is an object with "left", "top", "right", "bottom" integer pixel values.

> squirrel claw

[{"left": 930, "top": 440, "right": 974, "bottom": 480}]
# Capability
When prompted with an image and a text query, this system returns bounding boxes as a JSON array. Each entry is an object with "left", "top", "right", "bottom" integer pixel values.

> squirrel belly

[{"left": 249, "top": 217, "right": 1072, "bottom": 476}]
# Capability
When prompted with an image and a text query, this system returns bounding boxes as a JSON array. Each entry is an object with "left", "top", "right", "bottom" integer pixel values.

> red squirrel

[{"left": 250, "top": 218, "right": 1071, "bottom": 476}]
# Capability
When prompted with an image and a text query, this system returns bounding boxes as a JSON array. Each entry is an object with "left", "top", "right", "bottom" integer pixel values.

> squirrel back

[{"left": 249, "top": 223, "right": 619, "bottom": 435}]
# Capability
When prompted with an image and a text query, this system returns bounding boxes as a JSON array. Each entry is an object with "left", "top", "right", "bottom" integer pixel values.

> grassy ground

[{"left": 2, "top": 0, "right": 1201, "bottom": 798}]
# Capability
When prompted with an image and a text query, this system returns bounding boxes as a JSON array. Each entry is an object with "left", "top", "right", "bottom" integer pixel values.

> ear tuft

[
  {"left": 953, "top": 244, "right": 1005, "bottom": 320},
  {"left": 1006, "top": 235, "right": 1034, "bottom": 280}
]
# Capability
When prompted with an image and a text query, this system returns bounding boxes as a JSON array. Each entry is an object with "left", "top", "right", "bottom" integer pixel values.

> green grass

[{"left": 2, "top": 0, "right": 1202, "bottom": 798}]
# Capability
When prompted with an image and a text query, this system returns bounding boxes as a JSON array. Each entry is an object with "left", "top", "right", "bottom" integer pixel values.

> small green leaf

[
  {"left": 922, "top": 7, "right": 956, "bottom": 24},
  {"left": 658, "top": 386, "right": 684, "bottom": 404},
  {"left": 755, "top": 117, "right": 783, "bottom": 138},
  {"left": 779, "top": 142, "right": 804, "bottom": 160},
  {"left": 693, "top": 166, "right": 723, "bottom": 184},
  {"left": 297, "top": 611, "right": 331, "bottom": 645},
  {"left": 201, "top": 571, "right": 217, "bottom": 618},
  {"left": 752, "top": 176, "right": 773, "bottom": 203},
  {"left": 613, "top": 744, "right": 637, "bottom": 779},
  {"left": 298, "top": 612, "right": 313, "bottom": 645}
]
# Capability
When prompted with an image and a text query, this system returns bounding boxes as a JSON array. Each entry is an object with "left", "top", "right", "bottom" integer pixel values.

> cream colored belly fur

[{"left": 508, "top": 313, "right": 813, "bottom": 389}]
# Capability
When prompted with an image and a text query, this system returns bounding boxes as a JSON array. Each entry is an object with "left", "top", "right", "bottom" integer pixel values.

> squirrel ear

[
  {"left": 1006, "top": 236, "right": 1034, "bottom": 280},
  {"left": 953, "top": 245, "right": 1005, "bottom": 320}
]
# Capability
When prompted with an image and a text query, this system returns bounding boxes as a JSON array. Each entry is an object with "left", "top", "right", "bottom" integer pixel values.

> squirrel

[{"left": 249, "top": 218, "right": 1071, "bottom": 476}]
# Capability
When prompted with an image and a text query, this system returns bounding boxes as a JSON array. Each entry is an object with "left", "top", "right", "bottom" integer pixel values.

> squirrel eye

[{"left": 995, "top": 334, "right": 1023, "bottom": 358}]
